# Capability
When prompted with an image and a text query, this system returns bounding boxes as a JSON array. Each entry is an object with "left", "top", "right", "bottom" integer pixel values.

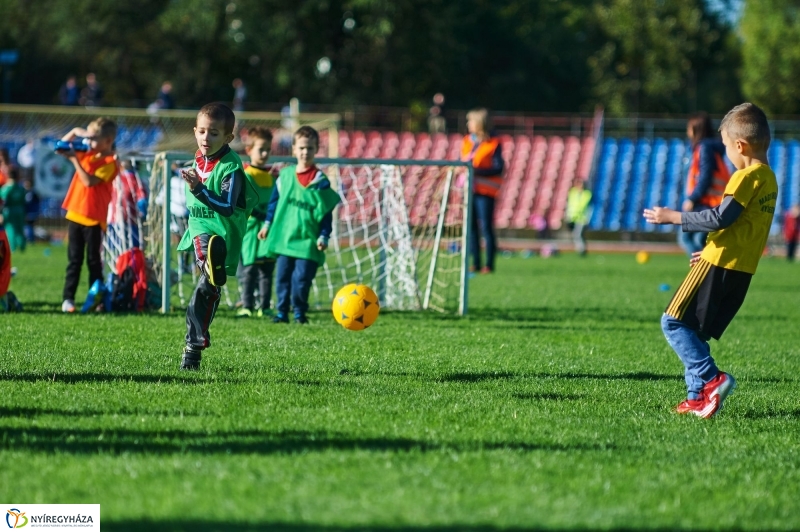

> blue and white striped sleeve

[{"left": 191, "top": 170, "right": 243, "bottom": 218}]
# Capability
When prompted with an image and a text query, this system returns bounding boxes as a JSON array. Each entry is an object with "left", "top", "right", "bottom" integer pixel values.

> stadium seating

[{"left": 7, "top": 123, "right": 800, "bottom": 232}]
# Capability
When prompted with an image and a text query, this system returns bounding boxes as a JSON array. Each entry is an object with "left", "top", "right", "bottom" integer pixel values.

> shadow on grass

[
  {"left": 384, "top": 306, "right": 655, "bottom": 325},
  {"left": 101, "top": 521, "right": 732, "bottom": 532},
  {"left": 0, "top": 406, "right": 206, "bottom": 418},
  {"left": 0, "top": 372, "right": 245, "bottom": 385},
  {"left": 0, "top": 426, "right": 616, "bottom": 456},
  {"left": 436, "top": 370, "right": 680, "bottom": 383},
  {"left": 8, "top": 301, "right": 183, "bottom": 316},
  {"left": 738, "top": 408, "right": 800, "bottom": 420},
  {"left": 512, "top": 392, "right": 585, "bottom": 401}
]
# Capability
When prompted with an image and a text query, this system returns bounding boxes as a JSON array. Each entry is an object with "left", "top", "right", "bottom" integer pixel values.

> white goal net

[{"left": 140, "top": 154, "right": 472, "bottom": 315}]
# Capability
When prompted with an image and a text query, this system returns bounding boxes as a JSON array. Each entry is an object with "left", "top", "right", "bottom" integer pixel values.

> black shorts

[{"left": 665, "top": 258, "right": 752, "bottom": 340}]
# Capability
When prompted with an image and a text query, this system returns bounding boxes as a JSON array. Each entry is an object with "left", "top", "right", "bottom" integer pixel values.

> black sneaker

[
  {"left": 272, "top": 313, "right": 289, "bottom": 324},
  {"left": 180, "top": 346, "right": 202, "bottom": 371},
  {"left": 205, "top": 235, "right": 227, "bottom": 286},
  {"left": 295, "top": 315, "right": 309, "bottom": 325}
]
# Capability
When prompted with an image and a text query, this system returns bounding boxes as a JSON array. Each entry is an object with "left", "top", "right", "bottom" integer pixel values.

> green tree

[
  {"left": 0, "top": 0, "right": 744, "bottom": 114},
  {"left": 740, "top": 0, "right": 800, "bottom": 115},
  {"left": 588, "top": 0, "right": 740, "bottom": 114}
]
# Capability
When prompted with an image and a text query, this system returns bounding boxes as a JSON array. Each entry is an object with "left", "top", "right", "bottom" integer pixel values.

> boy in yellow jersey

[
  {"left": 58, "top": 117, "right": 119, "bottom": 313},
  {"left": 236, "top": 126, "right": 276, "bottom": 317},
  {"left": 644, "top": 103, "right": 777, "bottom": 418}
]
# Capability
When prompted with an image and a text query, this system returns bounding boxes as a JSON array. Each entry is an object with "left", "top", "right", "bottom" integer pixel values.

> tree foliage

[
  {"left": 0, "top": 0, "right": 744, "bottom": 114},
  {"left": 740, "top": 0, "right": 800, "bottom": 115},
  {"left": 588, "top": 0, "right": 741, "bottom": 114}
]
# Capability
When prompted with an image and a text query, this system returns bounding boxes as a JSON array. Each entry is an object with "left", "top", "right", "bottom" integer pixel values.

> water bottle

[{"left": 54, "top": 137, "right": 91, "bottom": 153}]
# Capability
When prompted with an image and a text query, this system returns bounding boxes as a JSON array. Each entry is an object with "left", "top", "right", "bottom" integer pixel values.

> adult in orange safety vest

[
  {"left": 461, "top": 108, "right": 504, "bottom": 273},
  {"left": 680, "top": 112, "right": 731, "bottom": 255}
]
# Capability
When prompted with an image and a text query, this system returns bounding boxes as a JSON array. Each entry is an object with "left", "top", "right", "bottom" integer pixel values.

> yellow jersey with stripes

[{"left": 699, "top": 163, "right": 777, "bottom": 274}]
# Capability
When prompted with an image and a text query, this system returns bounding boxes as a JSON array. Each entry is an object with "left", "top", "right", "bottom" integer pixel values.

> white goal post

[{"left": 143, "top": 154, "right": 474, "bottom": 315}]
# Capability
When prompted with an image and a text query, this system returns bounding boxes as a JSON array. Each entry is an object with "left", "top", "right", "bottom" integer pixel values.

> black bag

[{"left": 110, "top": 266, "right": 137, "bottom": 312}]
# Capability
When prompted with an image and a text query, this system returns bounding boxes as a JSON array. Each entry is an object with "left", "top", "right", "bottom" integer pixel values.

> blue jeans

[
  {"left": 275, "top": 255, "right": 318, "bottom": 317},
  {"left": 679, "top": 230, "right": 707, "bottom": 256},
  {"left": 470, "top": 194, "right": 496, "bottom": 270},
  {"left": 661, "top": 313, "right": 719, "bottom": 399}
]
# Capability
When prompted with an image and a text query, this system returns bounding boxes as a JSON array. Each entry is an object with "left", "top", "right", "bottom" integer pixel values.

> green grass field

[{"left": 2, "top": 244, "right": 799, "bottom": 531}]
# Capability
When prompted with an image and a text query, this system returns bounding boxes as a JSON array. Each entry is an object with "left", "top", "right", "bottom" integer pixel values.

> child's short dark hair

[
  {"left": 293, "top": 125, "right": 319, "bottom": 147},
  {"left": 198, "top": 103, "right": 236, "bottom": 135},
  {"left": 89, "top": 117, "right": 118, "bottom": 140},
  {"left": 719, "top": 103, "right": 771, "bottom": 151},
  {"left": 244, "top": 126, "right": 273, "bottom": 147}
]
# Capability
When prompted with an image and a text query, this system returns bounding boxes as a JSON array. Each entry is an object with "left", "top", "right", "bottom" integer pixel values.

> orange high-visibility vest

[
  {"left": 61, "top": 151, "right": 118, "bottom": 224},
  {"left": 461, "top": 135, "right": 503, "bottom": 198},
  {"left": 687, "top": 145, "right": 730, "bottom": 208}
]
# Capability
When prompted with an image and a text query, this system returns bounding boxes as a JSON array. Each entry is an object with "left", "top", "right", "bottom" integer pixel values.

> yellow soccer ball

[
  {"left": 636, "top": 250, "right": 650, "bottom": 264},
  {"left": 331, "top": 284, "right": 380, "bottom": 330}
]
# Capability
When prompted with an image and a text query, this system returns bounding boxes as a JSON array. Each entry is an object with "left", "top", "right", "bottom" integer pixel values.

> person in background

[
  {"left": 80, "top": 73, "right": 104, "bottom": 107},
  {"left": 257, "top": 126, "right": 340, "bottom": 324},
  {"left": 566, "top": 180, "right": 593, "bottom": 256},
  {"left": 784, "top": 205, "right": 800, "bottom": 262},
  {"left": 461, "top": 108, "right": 504, "bottom": 274},
  {"left": 156, "top": 81, "right": 175, "bottom": 110},
  {"left": 107, "top": 160, "right": 147, "bottom": 249},
  {"left": 428, "top": 93, "right": 446, "bottom": 134},
  {"left": 23, "top": 179, "right": 39, "bottom": 244},
  {"left": 59, "top": 75, "right": 80, "bottom": 106},
  {"left": 232, "top": 78, "right": 247, "bottom": 112},
  {"left": 237, "top": 126, "right": 277, "bottom": 318},
  {"left": 0, "top": 167, "right": 27, "bottom": 252},
  {"left": 680, "top": 112, "right": 731, "bottom": 255},
  {"left": 58, "top": 117, "right": 119, "bottom": 313},
  {"left": 0, "top": 197, "right": 22, "bottom": 312}
]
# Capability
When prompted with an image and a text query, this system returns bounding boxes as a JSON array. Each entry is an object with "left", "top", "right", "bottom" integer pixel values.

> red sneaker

[
  {"left": 675, "top": 398, "right": 705, "bottom": 414},
  {"left": 702, "top": 372, "right": 736, "bottom": 413},
  {"left": 674, "top": 394, "right": 720, "bottom": 418},
  {"left": 674, "top": 372, "right": 736, "bottom": 419},
  {"left": 480, "top": 266, "right": 493, "bottom": 274}
]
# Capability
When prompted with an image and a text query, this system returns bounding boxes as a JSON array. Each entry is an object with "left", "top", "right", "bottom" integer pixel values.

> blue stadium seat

[
  {"left": 604, "top": 138, "right": 634, "bottom": 231},
  {"left": 656, "top": 139, "right": 686, "bottom": 233},
  {"left": 589, "top": 138, "right": 618, "bottom": 230},
  {"left": 622, "top": 139, "right": 651, "bottom": 231},
  {"left": 642, "top": 138, "right": 668, "bottom": 232},
  {"left": 785, "top": 140, "right": 800, "bottom": 213},
  {"left": 768, "top": 140, "right": 786, "bottom": 235}
]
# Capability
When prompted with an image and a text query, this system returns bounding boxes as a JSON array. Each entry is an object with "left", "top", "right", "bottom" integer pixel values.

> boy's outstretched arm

[
  {"left": 681, "top": 196, "right": 744, "bottom": 232},
  {"left": 643, "top": 206, "right": 681, "bottom": 225},
  {"left": 644, "top": 196, "right": 743, "bottom": 230},
  {"left": 61, "top": 127, "right": 90, "bottom": 141},
  {"left": 188, "top": 169, "right": 244, "bottom": 218}
]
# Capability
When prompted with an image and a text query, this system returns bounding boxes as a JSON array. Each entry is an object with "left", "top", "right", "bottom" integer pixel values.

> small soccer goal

[{"left": 142, "top": 154, "right": 473, "bottom": 315}]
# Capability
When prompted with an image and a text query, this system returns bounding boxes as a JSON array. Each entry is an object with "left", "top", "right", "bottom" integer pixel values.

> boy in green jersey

[
  {"left": 236, "top": 126, "right": 277, "bottom": 318},
  {"left": 177, "top": 103, "right": 257, "bottom": 370},
  {"left": 257, "top": 126, "right": 340, "bottom": 324}
]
